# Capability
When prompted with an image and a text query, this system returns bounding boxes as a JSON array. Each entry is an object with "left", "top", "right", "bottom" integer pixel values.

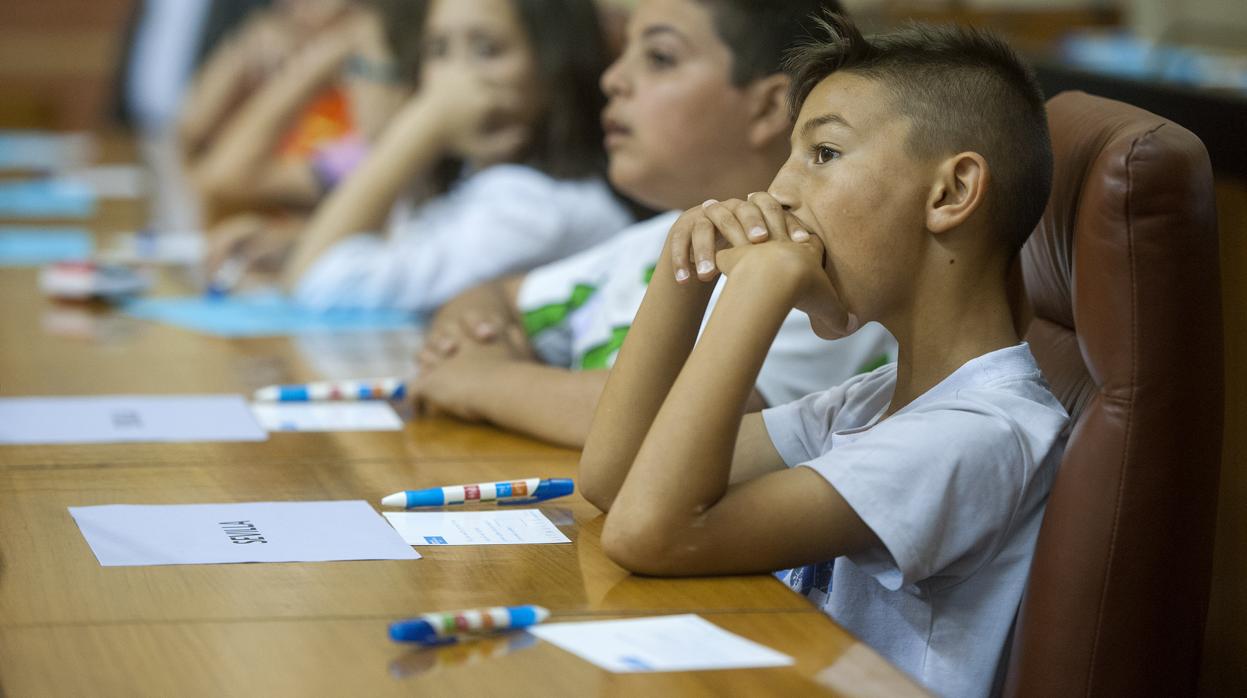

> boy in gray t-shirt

[
  {"left": 765, "top": 345, "right": 1065, "bottom": 696},
  {"left": 579, "top": 16, "right": 1065, "bottom": 698}
]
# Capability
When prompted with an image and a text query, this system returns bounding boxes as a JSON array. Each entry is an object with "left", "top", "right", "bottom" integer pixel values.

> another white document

[
  {"left": 66, "top": 165, "right": 148, "bottom": 199},
  {"left": 383, "top": 509, "right": 571, "bottom": 546},
  {"left": 529, "top": 614, "right": 795, "bottom": 673},
  {"left": 100, "top": 229, "right": 204, "bottom": 265},
  {"left": 0, "top": 395, "right": 266, "bottom": 445},
  {"left": 69, "top": 500, "right": 421, "bottom": 566},
  {"left": 251, "top": 402, "right": 403, "bottom": 432}
]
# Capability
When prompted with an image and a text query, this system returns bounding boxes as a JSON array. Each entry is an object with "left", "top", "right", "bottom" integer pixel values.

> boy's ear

[
  {"left": 926, "top": 152, "right": 988, "bottom": 235},
  {"left": 745, "top": 74, "right": 793, "bottom": 148}
]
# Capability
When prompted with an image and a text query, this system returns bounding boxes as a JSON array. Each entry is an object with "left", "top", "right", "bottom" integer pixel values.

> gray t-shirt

[{"left": 762, "top": 343, "right": 1067, "bottom": 698}]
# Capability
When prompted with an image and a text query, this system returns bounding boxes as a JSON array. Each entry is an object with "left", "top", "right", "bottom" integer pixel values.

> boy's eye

[
  {"left": 423, "top": 37, "right": 449, "bottom": 60},
  {"left": 645, "top": 49, "right": 676, "bottom": 70},
  {"left": 471, "top": 36, "right": 505, "bottom": 59},
  {"left": 812, "top": 145, "right": 841, "bottom": 164}
]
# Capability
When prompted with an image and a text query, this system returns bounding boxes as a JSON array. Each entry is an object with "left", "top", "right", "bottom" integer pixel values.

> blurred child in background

[
  {"left": 207, "top": 0, "right": 632, "bottom": 313},
  {"left": 184, "top": 0, "right": 416, "bottom": 216}
]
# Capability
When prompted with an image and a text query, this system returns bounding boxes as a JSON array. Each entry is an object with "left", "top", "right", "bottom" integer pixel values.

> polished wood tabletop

[{"left": 0, "top": 137, "right": 927, "bottom": 697}]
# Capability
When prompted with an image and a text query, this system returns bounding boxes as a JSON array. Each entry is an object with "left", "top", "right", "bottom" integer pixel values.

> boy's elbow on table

[
  {"left": 601, "top": 509, "right": 700, "bottom": 577},
  {"left": 579, "top": 477, "right": 615, "bottom": 514},
  {"left": 577, "top": 449, "right": 630, "bottom": 514}
]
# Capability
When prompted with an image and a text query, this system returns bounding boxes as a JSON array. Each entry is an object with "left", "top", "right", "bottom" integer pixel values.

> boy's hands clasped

[
  {"left": 410, "top": 310, "right": 532, "bottom": 419},
  {"left": 667, "top": 192, "right": 857, "bottom": 339},
  {"left": 668, "top": 192, "right": 804, "bottom": 282}
]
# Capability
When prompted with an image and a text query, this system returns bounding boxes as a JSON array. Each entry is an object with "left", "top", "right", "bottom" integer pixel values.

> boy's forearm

[
  {"left": 282, "top": 97, "right": 448, "bottom": 288},
  {"left": 579, "top": 253, "right": 715, "bottom": 511},
  {"left": 464, "top": 363, "right": 610, "bottom": 448},
  {"left": 246, "top": 160, "right": 322, "bottom": 209},
  {"left": 179, "top": 39, "right": 250, "bottom": 159},
  {"left": 344, "top": 79, "right": 405, "bottom": 142},
  {"left": 605, "top": 258, "right": 796, "bottom": 545}
]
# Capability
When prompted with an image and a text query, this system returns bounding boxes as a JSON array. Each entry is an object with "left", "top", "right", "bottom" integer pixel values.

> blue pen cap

[
  {"left": 531, "top": 478, "right": 574, "bottom": 501},
  {"left": 506, "top": 605, "right": 543, "bottom": 626},
  {"left": 389, "top": 619, "right": 441, "bottom": 644},
  {"left": 404, "top": 488, "right": 446, "bottom": 508},
  {"left": 279, "top": 385, "right": 310, "bottom": 401}
]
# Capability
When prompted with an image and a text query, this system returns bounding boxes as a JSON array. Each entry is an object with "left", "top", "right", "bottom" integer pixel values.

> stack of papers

[{"left": 69, "top": 501, "right": 420, "bottom": 566}]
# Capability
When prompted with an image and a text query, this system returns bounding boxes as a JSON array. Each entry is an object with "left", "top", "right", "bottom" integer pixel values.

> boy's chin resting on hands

[{"left": 715, "top": 240, "right": 857, "bottom": 341}]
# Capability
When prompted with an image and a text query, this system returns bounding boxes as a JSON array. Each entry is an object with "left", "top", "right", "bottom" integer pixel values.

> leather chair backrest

[{"left": 1004, "top": 91, "right": 1223, "bottom": 696}]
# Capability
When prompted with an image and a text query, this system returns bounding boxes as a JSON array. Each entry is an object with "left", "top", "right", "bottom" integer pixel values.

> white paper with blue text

[
  {"left": 383, "top": 509, "right": 571, "bottom": 546},
  {"left": 529, "top": 614, "right": 795, "bottom": 672}
]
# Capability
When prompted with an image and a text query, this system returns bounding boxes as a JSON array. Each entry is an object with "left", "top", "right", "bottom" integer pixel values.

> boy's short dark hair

[
  {"left": 696, "top": 0, "right": 844, "bottom": 85},
  {"left": 786, "top": 15, "right": 1053, "bottom": 254}
]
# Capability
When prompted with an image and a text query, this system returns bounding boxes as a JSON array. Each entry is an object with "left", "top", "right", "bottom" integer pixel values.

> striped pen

[
  {"left": 389, "top": 605, "right": 550, "bottom": 645},
  {"left": 253, "top": 377, "right": 406, "bottom": 402},
  {"left": 382, "top": 478, "right": 573, "bottom": 508}
]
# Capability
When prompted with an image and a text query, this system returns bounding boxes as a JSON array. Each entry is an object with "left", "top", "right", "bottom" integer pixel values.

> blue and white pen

[
  {"left": 205, "top": 256, "right": 245, "bottom": 298},
  {"left": 390, "top": 604, "right": 550, "bottom": 645},
  {"left": 253, "top": 377, "right": 406, "bottom": 402},
  {"left": 381, "top": 478, "right": 574, "bottom": 508}
]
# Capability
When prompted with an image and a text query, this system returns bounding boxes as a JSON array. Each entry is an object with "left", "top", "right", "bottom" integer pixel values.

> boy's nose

[
  {"left": 600, "top": 56, "right": 628, "bottom": 98},
  {"left": 768, "top": 167, "right": 799, "bottom": 211}
]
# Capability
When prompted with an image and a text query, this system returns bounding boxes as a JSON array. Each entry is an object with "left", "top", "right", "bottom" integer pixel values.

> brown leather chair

[{"left": 1004, "top": 91, "right": 1223, "bottom": 696}]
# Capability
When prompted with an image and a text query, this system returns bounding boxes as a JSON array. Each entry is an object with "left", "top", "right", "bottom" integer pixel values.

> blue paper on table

[
  {"left": 0, "top": 227, "right": 92, "bottom": 266},
  {"left": 0, "top": 178, "right": 96, "bottom": 218},
  {"left": 124, "top": 293, "right": 417, "bottom": 337}
]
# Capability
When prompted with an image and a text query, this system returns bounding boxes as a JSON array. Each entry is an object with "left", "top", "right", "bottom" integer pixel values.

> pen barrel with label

[
  {"left": 253, "top": 377, "right": 406, "bottom": 402},
  {"left": 444, "top": 478, "right": 541, "bottom": 505},
  {"left": 381, "top": 478, "right": 574, "bottom": 508},
  {"left": 389, "top": 605, "right": 550, "bottom": 644}
]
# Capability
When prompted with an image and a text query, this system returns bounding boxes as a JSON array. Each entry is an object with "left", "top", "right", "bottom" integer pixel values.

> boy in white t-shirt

[
  {"left": 580, "top": 16, "right": 1067, "bottom": 698},
  {"left": 413, "top": 0, "right": 895, "bottom": 447}
]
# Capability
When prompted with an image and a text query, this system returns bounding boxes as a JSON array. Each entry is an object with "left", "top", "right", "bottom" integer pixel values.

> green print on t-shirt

[
  {"left": 856, "top": 352, "right": 892, "bottom": 375},
  {"left": 579, "top": 326, "right": 630, "bottom": 370},
  {"left": 522, "top": 282, "right": 597, "bottom": 336},
  {"left": 576, "top": 266, "right": 655, "bottom": 369}
]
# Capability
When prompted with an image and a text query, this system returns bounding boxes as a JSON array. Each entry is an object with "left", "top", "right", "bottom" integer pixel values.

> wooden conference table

[{"left": 0, "top": 144, "right": 925, "bottom": 696}]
